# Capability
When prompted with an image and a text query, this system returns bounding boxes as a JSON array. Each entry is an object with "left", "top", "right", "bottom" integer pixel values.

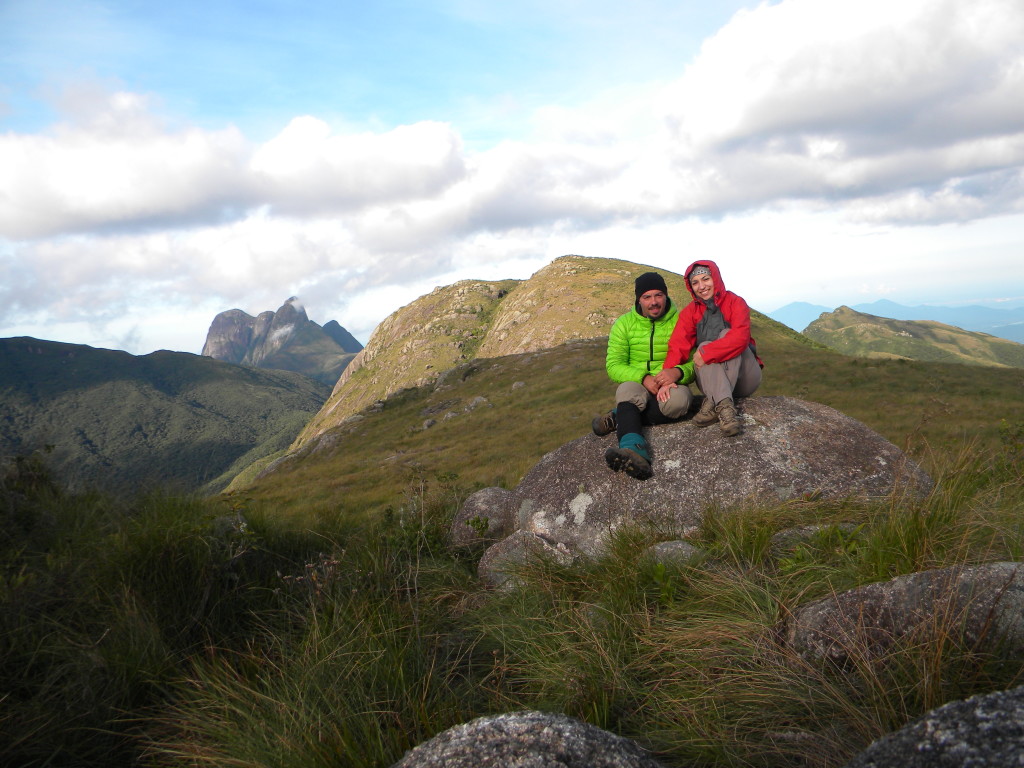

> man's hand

[
  {"left": 642, "top": 374, "right": 660, "bottom": 396},
  {"left": 693, "top": 350, "right": 706, "bottom": 370},
  {"left": 653, "top": 367, "right": 682, "bottom": 388}
]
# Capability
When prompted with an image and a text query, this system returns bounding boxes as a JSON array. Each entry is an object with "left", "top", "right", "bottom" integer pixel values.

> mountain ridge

[
  {"left": 804, "top": 306, "right": 1024, "bottom": 368},
  {"left": 770, "top": 299, "right": 1024, "bottom": 343},
  {"left": 0, "top": 336, "right": 330, "bottom": 494}
]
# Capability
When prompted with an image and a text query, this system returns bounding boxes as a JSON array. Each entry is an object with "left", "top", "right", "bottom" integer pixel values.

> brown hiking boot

[
  {"left": 691, "top": 396, "right": 718, "bottom": 427},
  {"left": 716, "top": 398, "right": 741, "bottom": 436},
  {"left": 591, "top": 410, "right": 617, "bottom": 437}
]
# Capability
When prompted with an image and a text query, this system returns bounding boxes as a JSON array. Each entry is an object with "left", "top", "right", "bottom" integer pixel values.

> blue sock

[{"left": 618, "top": 432, "right": 649, "bottom": 461}]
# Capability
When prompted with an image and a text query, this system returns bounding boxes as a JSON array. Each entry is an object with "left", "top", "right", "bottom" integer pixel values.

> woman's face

[{"left": 690, "top": 272, "right": 715, "bottom": 301}]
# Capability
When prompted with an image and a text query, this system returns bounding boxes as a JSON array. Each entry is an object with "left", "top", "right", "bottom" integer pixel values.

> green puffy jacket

[{"left": 606, "top": 299, "right": 695, "bottom": 385}]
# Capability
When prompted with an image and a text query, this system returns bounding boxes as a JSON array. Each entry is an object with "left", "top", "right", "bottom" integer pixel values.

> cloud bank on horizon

[{"left": 2, "top": 0, "right": 1023, "bottom": 354}]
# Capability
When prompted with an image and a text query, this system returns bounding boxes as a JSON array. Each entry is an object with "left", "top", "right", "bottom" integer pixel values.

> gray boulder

[
  {"left": 391, "top": 710, "right": 666, "bottom": 768},
  {"left": 844, "top": 685, "right": 1024, "bottom": 767},
  {"left": 644, "top": 540, "right": 704, "bottom": 567},
  {"left": 477, "top": 531, "right": 575, "bottom": 589},
  {"left": 450, "top": 487, "right": 516, "bottom": 552},
  {"left": 471, "top": 397, "right": 930, "bottom": 559},
  {"left": 784, "top": 562, "right": 1024, "bottom": 663}
]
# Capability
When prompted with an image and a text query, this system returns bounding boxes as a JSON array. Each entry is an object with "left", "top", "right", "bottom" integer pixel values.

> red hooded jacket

[{"left": 663, "top": 259, "right": 763, "bottom": 370}]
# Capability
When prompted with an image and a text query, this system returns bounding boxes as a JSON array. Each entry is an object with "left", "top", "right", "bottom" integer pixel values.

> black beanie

[{"left": 634, "top": 271, "right": 668, "bottom": 299}]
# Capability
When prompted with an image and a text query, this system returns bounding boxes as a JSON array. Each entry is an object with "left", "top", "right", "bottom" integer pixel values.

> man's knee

[{"left": 615, "top": 381, "right": 649, "bottom": 410}]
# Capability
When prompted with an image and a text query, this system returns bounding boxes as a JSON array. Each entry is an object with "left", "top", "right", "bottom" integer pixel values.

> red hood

[{"left": 683, "top": 259, "right": 726, "bottom": 303}]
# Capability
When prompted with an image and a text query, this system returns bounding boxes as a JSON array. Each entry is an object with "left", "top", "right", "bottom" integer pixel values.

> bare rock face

[
  {"left": 202, "top": 298, "right": 362, "bottom": 386},
  {"left": 201, "top": 308, "right": 255, "bottom": 364},
  {"left": 784, "top": 562, "right": 1024, "bottom": 663},
  {"left": 471, "top": 397, "right": 930, "bottom": 560},
  {"left": 391, "top": 710, "right": 666, "bottom": 768},
  {"left": 843, "top": 685, "right": 1024, "bottom": 768}
]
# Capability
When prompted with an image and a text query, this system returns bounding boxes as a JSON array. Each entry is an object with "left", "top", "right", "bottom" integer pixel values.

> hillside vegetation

[
  {"left": 0, "top": 337, "right": 330, "bottom": 494},
  {"left": 805, "top": 306, "right": 1024, "bottom": 367},
  {"left": 3, "top": 403, "right": 1022, "bottom": 767},
  {"left": 237, "top": 301, "right": 1024, "bottom": 520},
  {"left": 295, "top": 255, "right": 696, "bottom": 448}
]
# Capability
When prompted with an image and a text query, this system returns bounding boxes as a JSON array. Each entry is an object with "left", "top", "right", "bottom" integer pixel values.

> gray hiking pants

[{"left": 695, "top": 342, "right": 761, "bottom": 406}]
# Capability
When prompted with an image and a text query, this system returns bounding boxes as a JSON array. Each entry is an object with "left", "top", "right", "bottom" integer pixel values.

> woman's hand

[{"left": 657, "top": 383, "right": 676, "bottom": 403}]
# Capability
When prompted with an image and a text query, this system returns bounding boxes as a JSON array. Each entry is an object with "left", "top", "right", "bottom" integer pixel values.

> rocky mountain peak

[{"left": 202, "top": 299, "right": 363, "bottom": 386}]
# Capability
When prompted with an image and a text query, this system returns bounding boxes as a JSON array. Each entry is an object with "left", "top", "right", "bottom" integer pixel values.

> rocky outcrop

[
  {"left": 391, "top": 710, "right": 666, "bottom": 768},
  {"left": 466, "top": 397, "right": 930, "bottom": 574},
  {"left": 784, "top": 562, "right": 1024, "bottom": 663},
  {"left": 843, "top": 685, "right": 1024, "bottom": 768},
  {"left": 202, "top": 298, "right": 362, "bottom": 386}
]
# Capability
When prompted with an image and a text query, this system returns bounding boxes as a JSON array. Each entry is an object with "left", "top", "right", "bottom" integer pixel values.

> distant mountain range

[
  {"left": 769, "top": 300, "right": 1024, "bottom": 344},
  {"left": 202, "top": 297, "right": 362, "bottom": 386},
  {"left": 804, "top": 307, "right": 1024, "bottom": 368},
  {"left": 0, "top": 337, "right": 330, "bottom": 494}
]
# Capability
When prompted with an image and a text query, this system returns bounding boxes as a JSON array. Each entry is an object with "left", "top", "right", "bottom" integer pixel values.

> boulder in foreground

[{"left": 459, "top": 397, "right": 931, "bottom": 563}]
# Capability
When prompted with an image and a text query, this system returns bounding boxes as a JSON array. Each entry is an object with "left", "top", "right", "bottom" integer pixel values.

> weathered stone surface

[
  {"left": 644, "top": 540, "right": 704, "bottom": 567},
  {"left": 450, "top": 487, "right": 515, "bottom": 552},
  {"left": 474, "top": 397, "right": 930, "bottom": 559},
  {"left": 843, "top": 685, "right": 1024, "bottom": 768},
  {"left": 478, "top": 531, "right": 575, "bottom": 589},
  {"left": 784, "top": 562, "right": 1024, "bottom": 663},
  {"left": 769, "top": 523, "right": 860, "bottom": 557},
  {"left": 391, "top": 710, "right": 666, "bottom": 768}
]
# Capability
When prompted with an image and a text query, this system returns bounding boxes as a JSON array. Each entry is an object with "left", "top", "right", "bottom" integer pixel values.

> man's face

[{"left": 638, "top": 289, "right": 667, "bottom": 319}]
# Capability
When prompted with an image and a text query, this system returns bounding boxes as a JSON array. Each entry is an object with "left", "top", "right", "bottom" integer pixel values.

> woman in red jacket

[{"left": 655, "top": 260, "right": 762, "bottom": 436}]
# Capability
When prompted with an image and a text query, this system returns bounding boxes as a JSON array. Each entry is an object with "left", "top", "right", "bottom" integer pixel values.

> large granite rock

[
  {"left": 844, "top": 685, "right": 1024, "bottom": 767},
  {"left": 784, "top": 562, "right": 1024, "bottom": 663},
  {"left": 465, "top": 397, "right": 931, "bottom": 562},
  {"left": 391, "top": 710, "right": 666, "bottom": 768}
]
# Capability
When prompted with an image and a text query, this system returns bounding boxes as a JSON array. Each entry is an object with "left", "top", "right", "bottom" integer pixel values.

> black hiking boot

[{"left": 604, "top": 446, "right": 653, "bottom": 481}]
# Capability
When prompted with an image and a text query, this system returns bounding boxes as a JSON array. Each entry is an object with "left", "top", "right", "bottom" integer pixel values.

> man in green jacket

[{"left": 593, "top": 271, "right": 695, "bottom": 480}]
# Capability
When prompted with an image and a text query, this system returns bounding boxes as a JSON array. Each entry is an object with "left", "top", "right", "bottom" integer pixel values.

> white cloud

[{"left": 2, "top": 0, "right": 1024, "bottom": 354}]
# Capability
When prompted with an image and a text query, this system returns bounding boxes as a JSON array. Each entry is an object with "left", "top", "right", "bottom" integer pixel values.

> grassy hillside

[
  {"left": 295, "top": 255, "right": 696, "bottom": 448},
  {"left": 0, "top": 337, "right": 330, "bottom": 494},
  {"left": 805, "top": 306, "right": 1024, "bottom": 367},
  {"left": 234, "top": 311, "right": 1024, "bottom": 519}
]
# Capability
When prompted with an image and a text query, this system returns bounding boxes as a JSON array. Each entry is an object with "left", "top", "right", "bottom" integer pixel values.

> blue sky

[{"left": 2, "top": 0, "right": 1023, "bottom": 354}]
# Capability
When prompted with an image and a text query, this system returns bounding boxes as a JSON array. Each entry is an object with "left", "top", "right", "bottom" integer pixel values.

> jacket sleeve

[
  {"left": 664, "top": 307, "right": 696, "bottom": 371},
  {"left": 699, "top": 293, "right": 752, "bottom": 364},
  {"left": 606, "top": 316, "right": 649, "bottom": 384}
]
